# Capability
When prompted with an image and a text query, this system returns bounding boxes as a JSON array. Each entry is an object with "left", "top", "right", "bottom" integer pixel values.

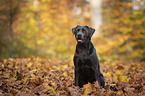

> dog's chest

[
  {"left": 77, "top": 58, "right": 93, "bottom": 68},
  {"left": 76, "top": 58, "right": 95, "bottom": 78}
]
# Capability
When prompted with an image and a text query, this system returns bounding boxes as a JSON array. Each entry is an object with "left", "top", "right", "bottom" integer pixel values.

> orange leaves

[
  {"left": 83, "top": 83, "right": 92, "bottom": 95},
  {"left": 102, "top": 61, "right": 145, "bottom": 95},
  {"left": 0, "top": 58, "right": 145, "bottom": 95}
]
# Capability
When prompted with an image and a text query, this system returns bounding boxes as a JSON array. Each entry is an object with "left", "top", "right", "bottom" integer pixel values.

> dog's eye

[{"left": 77, "top": 29, "right": 80, "bottom": 32}]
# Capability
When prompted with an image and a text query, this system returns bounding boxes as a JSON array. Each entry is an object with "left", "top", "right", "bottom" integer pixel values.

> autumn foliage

[
  {"left": 0, "top": 57, "right": 144, "bottom": 95},
  {"left": 0, "top": 0, "right": 145, "bottom": 95},
  {"left": 0, "top": 0, "right": 145, "bottom": 61},
  {"left": 99, "top": 0, "right": 145, "bottom": 61}
]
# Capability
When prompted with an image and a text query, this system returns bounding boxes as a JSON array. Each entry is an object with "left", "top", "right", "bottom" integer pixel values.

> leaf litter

[{"left": 0, "top": 57, "right": 145, "bottom": 95}]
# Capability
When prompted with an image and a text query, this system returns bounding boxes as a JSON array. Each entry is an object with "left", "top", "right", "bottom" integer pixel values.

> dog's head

[{"left": 72, "top": 25, "right": 95, "bottom": 43}]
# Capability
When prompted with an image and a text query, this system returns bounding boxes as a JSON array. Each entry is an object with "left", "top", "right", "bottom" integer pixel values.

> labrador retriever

[{"left": 72, "top": 25, "right": 105, "bottom": 88}]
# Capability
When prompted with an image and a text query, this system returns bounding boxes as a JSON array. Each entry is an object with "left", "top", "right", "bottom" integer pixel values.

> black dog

[{"left": 72, "top": 25, "right": 105, "bottom": 88}]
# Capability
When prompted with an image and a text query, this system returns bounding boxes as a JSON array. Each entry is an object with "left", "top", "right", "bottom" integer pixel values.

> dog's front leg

[
  {"left": 75, "top": 69, "right": 79, "bottom": 86},
  {"left": 93, "top": 61, "right": 103, "bottom": 88},
  {"left": 94, "top": 68, "right": 101, "bottom": 84}
]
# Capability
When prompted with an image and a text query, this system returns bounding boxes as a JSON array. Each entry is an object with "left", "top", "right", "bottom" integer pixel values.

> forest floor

[{"left": 0, "top": 57, "right": 145, "bottom": 95}]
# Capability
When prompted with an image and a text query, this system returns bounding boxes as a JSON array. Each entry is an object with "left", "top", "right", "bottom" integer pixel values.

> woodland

[{"left": 0, "top": 0, "right": 145, "bottom": 95}]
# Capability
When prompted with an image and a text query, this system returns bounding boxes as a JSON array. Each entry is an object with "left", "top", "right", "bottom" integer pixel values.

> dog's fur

[{"left": 72, "top": 25, "right": 105, "bottom": 88}]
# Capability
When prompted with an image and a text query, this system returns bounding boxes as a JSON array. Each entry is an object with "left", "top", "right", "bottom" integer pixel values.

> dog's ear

[
  {"left": 72, "top": 27, "right": 76, "bottom": 35},
  {"left": 85, "top": 26, "right": 95, "bottom": 37},
  {"left": 72, "top": 25, "right": 80, "bottom": 35},
  {"left": 90, "top": 27, "right": 95, "bottom": 37}
]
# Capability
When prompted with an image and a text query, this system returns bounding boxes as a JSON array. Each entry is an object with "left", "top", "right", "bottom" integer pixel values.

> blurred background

[{"left": 0, "top": 0, "right": 144, "bottom": 61}]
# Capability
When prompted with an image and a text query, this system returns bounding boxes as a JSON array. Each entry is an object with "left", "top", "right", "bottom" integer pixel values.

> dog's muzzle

[{"left": 77, "top": 34, "right": 84, "bottom": 43}]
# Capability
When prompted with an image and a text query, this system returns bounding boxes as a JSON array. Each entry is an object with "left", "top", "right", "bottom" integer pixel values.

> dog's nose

[{"left": 78, "top": 34, "right": 82, "bottom": 39}]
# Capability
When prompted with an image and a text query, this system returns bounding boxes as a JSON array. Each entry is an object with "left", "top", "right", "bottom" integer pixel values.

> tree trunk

[
  {"left": 33, "top": 0, "right": 41, "bottom": 57},
  {"left": 90, "top": 0, "right": 102, "bottom": 37},
  {"left": 9, "top": 23, "right": 13, "bottom": 58},
  {"left": 9, "top": 3, "right": 13, "bottom": 58}
]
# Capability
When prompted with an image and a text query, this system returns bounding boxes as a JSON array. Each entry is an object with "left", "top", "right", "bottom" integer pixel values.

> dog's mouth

[{"left": 77, "top": 39, "right": 83, "bottom": 43}]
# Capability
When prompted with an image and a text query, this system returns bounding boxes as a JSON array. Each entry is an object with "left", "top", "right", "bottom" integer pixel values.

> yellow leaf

[
  {"left": 117, "top": 91, "right": 121, "bottom": 95},
  {"left": 121, "top": 76, "right": 129, "bottom": 82},
  {"left": 104, "top": 72, "right": 111, "bottom": 77},
  {"left": 83, "top": 83, "right": 92, "bottom": 95},
  {"left": 116, "top": 70, "right": 123, "bottom": 76},
  {"left": 27, "top": 62, "right": 32, "bottom": 67},
  {"left": 110, "top": 84, "right": 116, "bottom": 86},
  {"left": 51, "top": 66, "right": 59, "bottom": 70},
  {"left": 63, "top": 72, "right": 67, "bottom": 77},
  {"left": 23, "top": 76, "right": 28, "bottom": 84},
  {"left": 60, "top": 65, "right": 68, "bottom": 69},
  {"left": 30, "top": 69, "right": 37, "bottom": 73}
]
